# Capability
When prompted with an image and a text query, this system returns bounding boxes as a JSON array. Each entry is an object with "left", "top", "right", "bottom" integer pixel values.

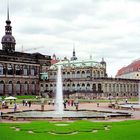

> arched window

[
  {"left": 15, "top": 65, "right": 21, "bottom": 75},
  {"left": 0, "top": 80, "right": 4, "bottom": 95},
  {"left": 31, "top": 81, "right": 35, "bottom": 93},
  {"left": 16, "top": 81, "right": 20, "bottom": 93},
  {"left": 0, "top": 64, "right": 4, "bottom": 75},
  {"left": 77, "top": 83, "right": 80, "bottom": 90},
  {"left": 87, "top": 83, "right": 90, "bottom": 87},
  {"left": 98, "top": 83, "right": 102, "bottom": 92},
  {"left": 77, "top": 84, "right": 80, "bottom": 87},
  {"left": 67, "top": 72, "right": 70, "bottom": 78},
  {"left": 72, "top": 83, "right": 75, "bottom": 87},
  {"left": 97, "top": 71, "right": 100, "bottom": 77},
  {"left": 86, "top": 70, "right": 90, "bottom": 74},
  {"left": 7, "top": 64, "right": 13, "bottom": 75},
  {"left": 67, "top": 72, "right": 70, "bottom": 75},
  {"left": 93, "top": 71, "right": 96, "bottom": 77},
  {"left": 82, "top": 83, "right": 85, "bottom": 87},
  {"left": 8, "top": 81, "right": 13, "bottom": 95},
  {"left": 0, "top": 81, "right": 4, "bottom": 84},
  {"left": 92, "top": 84, "right": 96, "bottom": 91},
  {"left": 82, "top": 71, "right": 85, "bottom": 74},
  {"left": 23, "top": 65, "right": 28, "bottom": 76},
  {"left": 31, "top": 66, "right": 35, "bottom": 76},
  {"left": 77, "top": 71, "right": 80, "bottom": 74},
  {"left": 24, "top": 81, "right": 28, "bottom": 94},
  {"left": 63, "top": 72, "right": 65, "bottom": 75}
]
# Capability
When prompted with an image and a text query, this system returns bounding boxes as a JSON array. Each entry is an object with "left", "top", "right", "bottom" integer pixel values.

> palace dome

[{"left": 1, "top": 34, "right": 16, "bottom": 44}]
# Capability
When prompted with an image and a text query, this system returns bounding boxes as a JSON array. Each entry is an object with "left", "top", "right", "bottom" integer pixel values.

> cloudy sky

[{"left": 0, "top": 0, "right": 140, "bottom": 77}]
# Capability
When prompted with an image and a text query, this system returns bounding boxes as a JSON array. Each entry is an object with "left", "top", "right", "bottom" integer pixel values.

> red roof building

[{"left": 116, "top": 59, "right": 140, "bottom": 79}]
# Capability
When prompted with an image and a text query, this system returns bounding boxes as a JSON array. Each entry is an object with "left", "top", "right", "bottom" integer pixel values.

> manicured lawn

[{"left": 0, "top": 120, "right": 140, "bottom": 140}]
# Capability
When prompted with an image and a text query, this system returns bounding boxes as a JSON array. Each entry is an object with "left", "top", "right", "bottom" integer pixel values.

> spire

[
  {"left": 71, "top": 43, "right": 77, "bottom": 61},
  {"left": 1, "top": 0, "right": 16, "bottom": 53},
  {"left": 73, "top": 44, "right": 75, "bottom": 57},
  {"left": 7, "top": 0, "right": 9, "bottom": 20},
  {"left": 5, "top": 0, "right": 12, "bottom": 35},
  {"left": 90, "top": 54, "right": 92, "bottom": 59},
  {"left": 6, "top": 0, "right": 11, "bottom": 25}
]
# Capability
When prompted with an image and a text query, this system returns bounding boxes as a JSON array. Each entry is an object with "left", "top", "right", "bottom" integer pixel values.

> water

[{"left": 55, "top": 65, "right": 64, "bottom": 114}]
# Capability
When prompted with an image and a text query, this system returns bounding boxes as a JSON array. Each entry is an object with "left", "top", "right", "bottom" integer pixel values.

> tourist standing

[
  {"left": 125, "top": 99, "right": 128, "bottom": 104},
  {"left": 97, "top": 102, "right": 99, "bottom": 107},
  {"left": 22, "top": 99, "right": 25, "bottom": 106},
  {"left": 48, "top": 100, "right": 51, "bottom": 105},
  {"left": 63, "top": 101, "right": 66, "bottom": 109},
  {"left": 14, "top": 103, "right": 17, "bottom": 112},
  {"left": 28, "top": 101, "right": 31, "bottom": 108},
  {"left": 74, "top": 99, "right": 79, "bottom": 111},
  {"left": 25, "top": 100, "right": 28, "bottom": 106}
]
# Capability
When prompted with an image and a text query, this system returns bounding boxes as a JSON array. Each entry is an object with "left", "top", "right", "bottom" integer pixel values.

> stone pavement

[{"left": 1, "top": 102, "right": 140, "bottom": 122}]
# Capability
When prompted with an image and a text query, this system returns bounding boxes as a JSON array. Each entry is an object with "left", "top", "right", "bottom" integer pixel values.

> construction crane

[{"left": 21, "top": 45, "right": 45, "bottom": 53}]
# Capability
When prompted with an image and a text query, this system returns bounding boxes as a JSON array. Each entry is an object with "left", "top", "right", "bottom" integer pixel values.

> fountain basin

[
  {"left": 119, "top": 103, "right": 140, "bottom": 111},
  {"left": 2, "top": 110, "right": 131, "bottom": 121}
]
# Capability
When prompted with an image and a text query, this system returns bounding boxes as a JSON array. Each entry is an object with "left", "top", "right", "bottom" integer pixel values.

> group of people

[
  {"left": 63, "top": 99, "right": 79, "bottom": 110},
  {"left": 22, "top": 100, "right": 32, "bottom": 107},
  {"left": 47, "top": 99, "right": 79, "bottom": 110}
]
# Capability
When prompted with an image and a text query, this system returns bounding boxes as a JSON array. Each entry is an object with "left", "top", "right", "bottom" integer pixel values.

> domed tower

[
  {"left": 100, "top": 58, "right": 106, "bottom": 66},
  {"left": 71, "top": 47, "right": 77, "bottom": 61},
  {"left": 100, "top": 58, "right": 107, "bottom": 77},
  {"left": 1, "top": 5, "right": 16, "bottom": 53}
]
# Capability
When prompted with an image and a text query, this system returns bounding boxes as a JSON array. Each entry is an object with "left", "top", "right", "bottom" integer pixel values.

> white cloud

[{"left": 0, "top": 0, "right": 140, "bottom": 77}]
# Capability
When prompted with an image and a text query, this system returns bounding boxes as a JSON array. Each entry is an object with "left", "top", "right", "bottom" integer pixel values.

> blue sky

[{"left": 0, "top": 0, "right": 140, "bottom": 77}]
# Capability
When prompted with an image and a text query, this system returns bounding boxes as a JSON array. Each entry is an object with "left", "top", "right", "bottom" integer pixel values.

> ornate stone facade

[
  {"left": 0, "top": 51, "right": 51, "bottom": 96},
  {"left": 40, "top": 59, "right": 139, "bottom": 99},
  {"left": 0, "top": 7, "right": 51, "bottom": 96}
]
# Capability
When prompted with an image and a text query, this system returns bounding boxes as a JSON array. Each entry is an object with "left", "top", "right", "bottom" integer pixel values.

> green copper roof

[{"left": 50, "top": 59, "right": 103, "bottom": 69}]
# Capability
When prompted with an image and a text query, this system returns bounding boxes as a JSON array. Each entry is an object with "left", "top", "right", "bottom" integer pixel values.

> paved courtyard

[{"left": 1, "top": 102, "right": 140, "bottom": 122}]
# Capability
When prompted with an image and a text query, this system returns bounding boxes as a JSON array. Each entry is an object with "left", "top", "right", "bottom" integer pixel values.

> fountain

[
  {"left": 55, "top": 65, "right": 64, "bottom": 114},
  {"left": 2, "top": 66, "right": 131, "bottom": 120}
]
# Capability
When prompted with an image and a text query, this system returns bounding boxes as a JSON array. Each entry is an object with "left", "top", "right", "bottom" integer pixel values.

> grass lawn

[{"left": 0, "top": 120, "right": 140, "bottom": 140}]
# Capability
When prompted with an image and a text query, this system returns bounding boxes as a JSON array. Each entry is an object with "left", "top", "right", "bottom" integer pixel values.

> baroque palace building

[
  {"left": 0, "top": 8, "right": 51, "bottom": 96},
  {"left": 40, "top": 50, "right": 139, "bottom": 99}
]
